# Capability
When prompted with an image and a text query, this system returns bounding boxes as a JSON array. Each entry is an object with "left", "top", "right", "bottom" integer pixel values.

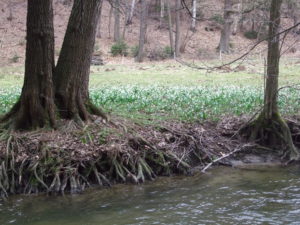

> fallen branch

[{"left": 201, "top": 143, "right": 255, "bottom": 173}]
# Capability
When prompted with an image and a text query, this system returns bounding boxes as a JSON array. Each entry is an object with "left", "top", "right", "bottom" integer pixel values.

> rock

[{"left": 91, "top": 55, "right": 104, "bottom": 66}]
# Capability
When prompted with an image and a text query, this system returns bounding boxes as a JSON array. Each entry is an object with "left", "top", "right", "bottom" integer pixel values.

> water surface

[{"left": 1, "top": 166, "right": 300, "bottom": 225}]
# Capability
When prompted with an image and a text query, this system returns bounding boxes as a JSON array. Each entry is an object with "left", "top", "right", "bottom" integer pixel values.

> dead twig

[{"left": 201, "top": 143, "right": 255, "bottom": 173}]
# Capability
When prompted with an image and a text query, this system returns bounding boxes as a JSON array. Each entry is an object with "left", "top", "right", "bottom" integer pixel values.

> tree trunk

[
  {"left": 127, "top": 0, "right": 136, "bottom": 25},
  {"left": 96, "top": 0, "right": 104, "bottom": 38},
  {"left": 3, "top": 0, "right": 56, "bottom": 130},
  {"left": 108, "top": 4, "right": 113, "bottom": 39},
  {"left": 232, "top": 1, "right": 241, "bottom": 35},
  {"left": 136, "top": 0, "right": 148, "bottom": 62},
  {"left": 241, "top": 0, "right": 299, "bottom": 161},
  {"left": 167, "top": 0, "right": 174, "bottom": 54},
  {"left": 53, "top": 0, "right": 105, "bottom": 122},
  {"left": 159, "top": 0, "right": 165, "bottom": 28},
  {"left": 114, "top": 0, "right": 121, "bottom": 42},
  {"left": 175, "top": 0, "right": 181, "bottom": 57},
  {"left": 191, "top": 0, "right": 197, "bottom": 31},
  {"left": 264, "top": 0, "right": 281, "bottom": 119},
  {"left": 218, "top": 0, "right": 233, "bottom": 54}
]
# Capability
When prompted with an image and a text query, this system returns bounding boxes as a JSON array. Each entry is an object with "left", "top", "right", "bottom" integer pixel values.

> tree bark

[
  {"left": 218, "top": 0, "right": 234, "bottom": 54},
  {"left": 96, "top": 0, "right": 104, "bottom": 38},
  {"left": 3, "top": 0, "right": 56, "bottom": 130},
  {"left": 263, "top": 0, "right": 281, "bottom": 119},
  {"left": 136, "top": 0, "right": 148, "bottom": 62},
  {"left": 232, "top": 1, "right": 241, "bottom": 35},
  {"left": 127, "top": 0, "right": 136, "bottom": 25},
  {"left": 167, "top": 0, "right": 174, "bottom": 54},
  {"left": 159, "top": 0, "right": 165, "bottom": 28},
  {"left": 241, "top": 0, "right": 299, "bottom": 160},
  {"left": 53, "top": 0, "right": 105, "bottom": 122},
  {"left": 108, "top": 4, "right": 113, "bottom": 39},
  {"left": 175, "top": 0, "right": 181, "bottom": 57},
  {"left": 191, "top": 0, "right": 197, "bottom": 31},
  {"left": 114, "top": 0, "right": 121, "bottom": 42}
]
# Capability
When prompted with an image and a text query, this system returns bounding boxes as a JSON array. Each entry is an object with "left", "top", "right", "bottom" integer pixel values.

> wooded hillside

[{"left": 0, "top": 0, "right": 299, "bottom": 66}]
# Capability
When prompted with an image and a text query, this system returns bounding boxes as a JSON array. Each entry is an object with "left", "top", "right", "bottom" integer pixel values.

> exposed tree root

[
  {"left": 0, "top": 117, "right": 202, "bottom": 197},
  {"left": 0, "top": 99, "right": 56, "bottom": 131},
  {"left": 55, "top": 90, "right": 107, "bottom": 123},
  {"left": 240, "top": 113, "right": 300, "bottom": 161},
  {"left": 1, "top": 115, "right": 296, "bottom": 198}
]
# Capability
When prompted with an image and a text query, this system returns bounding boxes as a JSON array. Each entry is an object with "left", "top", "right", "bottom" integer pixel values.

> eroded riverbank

[{"left": 1, "top": 115, "right": 299, "bottom": 197}]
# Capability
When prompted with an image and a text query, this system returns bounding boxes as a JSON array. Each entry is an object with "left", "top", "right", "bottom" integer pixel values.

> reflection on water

[{"left": 1, "top": 166, "right": 300, "bottom": 225}]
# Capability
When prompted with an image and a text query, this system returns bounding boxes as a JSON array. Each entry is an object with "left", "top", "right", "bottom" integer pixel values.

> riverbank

[
  {"left": 1, "top": 61, "right": 300, "bottom": 197},
  {"left": 1, "top": 114, "right": 298, "bottom": 198}
]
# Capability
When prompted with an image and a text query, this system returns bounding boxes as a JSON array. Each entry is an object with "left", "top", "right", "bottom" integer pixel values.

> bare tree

[
  {"left": 114, "top": 0, "right": 121, "bottom": 42},
  {"left": 218, "top": 0, "right": 234, "bottom": 54},
  {"left": 242, "top": 0, "right": 299, "bottom": 161},
  {"left": 232, "top": 1, "right": 242, "bottom": 35},
  {"left": 108, "top": 4, "right": 113, "bottom": 38},
  {"left": 159, "top": 0, "right": 165, "bottom": 28},
  {"left": 167, "top": 0, "right": 174, "bottom": 53},
  {"left": 136, "top": 0, "right": 149, "bottom": 62},
  {"left": 191, "top": 0, "right": 197, "bottom": 31},
  {"left": 127, "top": 0, "right": 136, "bottom": 24},
  {"left": 96, "top": 0, "right": 104, "bottom": 38},
  {"left": 175, "top": 0, "right": 181, "bottom": 57}
]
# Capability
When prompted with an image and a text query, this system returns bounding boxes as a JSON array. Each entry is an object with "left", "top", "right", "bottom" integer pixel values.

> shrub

[
  {"left": 163, "top": 46, "right": 173, "bottom": 57},
  {"left": 130, "top": 45, "right": 139, "bottom": 57},
  {"left": 244, "top": 30, "right": 258, "bottom": 40},
  {"left": 210, "top": 14, "right": 224, "bottom": 25},
  {"left": 10, "top": 54, "right": 20, "bottom": 63},
  {"left": 94, "top": 44, "right": 100, "bottom": 52},
  {"left": 111, "top": 41, "right": 128, "bottom": 57},
  {"left": 148, "top": 46, "right": 173, "bottom": 61}
]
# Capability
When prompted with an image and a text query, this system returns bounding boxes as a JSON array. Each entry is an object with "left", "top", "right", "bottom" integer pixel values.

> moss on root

[{"left": 241, "top": 112, "right": 300, "bottom": 161}]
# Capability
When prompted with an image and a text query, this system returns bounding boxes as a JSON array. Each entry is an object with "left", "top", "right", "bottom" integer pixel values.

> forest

[{"left": 0, "top": 0, "right": 300, "bottom": 224}]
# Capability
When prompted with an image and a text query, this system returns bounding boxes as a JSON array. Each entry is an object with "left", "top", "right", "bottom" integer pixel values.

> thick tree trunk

[
  {"left": 136, "top": 0, "right": 148, "bottom": 62},
  {"left": 3, "top": 0, "right": 56, "bottom": 130},
  {"left": 191, "top": 0, "right": 197, "bottom": 31},
  {"left": 108, "top": 4, "right": 113, "bottom": 39},
  {"left": 218, "top": 0, "right": 233, "bottom": 54},
  {"left": 167, "top": 0, "right": 174, "bottom": 54},
  {"left": 114, "top": 0, "right": 121, "bottom": 42},
  {"left": 175, "top": 0, "right": 181, "bottom": 57},
  {"left": 53, "top": 0, "right": 105, "bottom": 122}
]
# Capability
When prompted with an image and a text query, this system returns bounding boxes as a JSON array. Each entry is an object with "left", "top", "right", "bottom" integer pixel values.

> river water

[{"left": 1, "top": 166, "right": 300, "bottom": 225}]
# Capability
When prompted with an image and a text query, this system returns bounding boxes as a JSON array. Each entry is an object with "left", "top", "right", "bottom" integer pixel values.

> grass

[{"left": 0, "top": 60, "right": 300, "bottom": 121}]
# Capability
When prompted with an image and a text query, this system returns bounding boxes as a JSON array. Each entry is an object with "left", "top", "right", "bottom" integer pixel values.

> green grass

[
  {"left": 0, "top": 60, "right": 300, "bottom": 121},
  {"left": 0, "top": 85, "right": 299, "bottom": 122}
]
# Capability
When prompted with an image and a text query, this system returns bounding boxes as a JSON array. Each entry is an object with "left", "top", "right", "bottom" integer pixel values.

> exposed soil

[{"left": 1, "top": 115, "right": 298, "bottom": 198}]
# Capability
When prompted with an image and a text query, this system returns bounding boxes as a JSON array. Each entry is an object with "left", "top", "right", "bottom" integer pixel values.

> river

[{"left": 1, "top": 166, "right": 300, "bottom": 225}]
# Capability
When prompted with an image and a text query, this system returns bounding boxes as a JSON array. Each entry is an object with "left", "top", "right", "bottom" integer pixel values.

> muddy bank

[{"left": 0, "top": 116, "right": 298, "bottom": 198}]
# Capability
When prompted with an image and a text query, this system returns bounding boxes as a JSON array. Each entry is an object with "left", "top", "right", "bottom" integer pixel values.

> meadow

[{"left": 0, "top": 60, "right": 300, "bottom": 122}]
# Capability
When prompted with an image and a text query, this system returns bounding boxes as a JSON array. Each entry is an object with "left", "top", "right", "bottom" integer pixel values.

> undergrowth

[{"left": 0, "top": 86, "right": 300, "bottom": 121}]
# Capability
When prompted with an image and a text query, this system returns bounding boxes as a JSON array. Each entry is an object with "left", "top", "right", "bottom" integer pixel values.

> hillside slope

[{"left": 0, "top": 0, "right": 299, "bottom": 67}]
